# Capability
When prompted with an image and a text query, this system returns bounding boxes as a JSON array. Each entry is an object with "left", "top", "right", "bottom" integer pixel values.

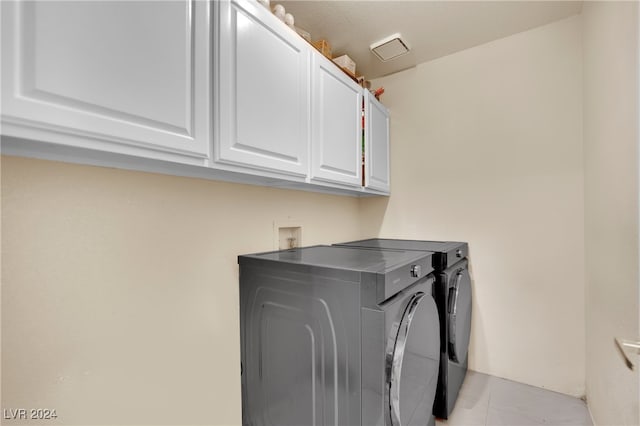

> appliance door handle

[
  {"left": 448, "top": 271, "right": 463, "bottom": 315},
  {"left": 390, "top": 292, "right": 425, "bottom": 426},
  {"left": 615, "top": 337, "right": 640, "bottom": 371}
]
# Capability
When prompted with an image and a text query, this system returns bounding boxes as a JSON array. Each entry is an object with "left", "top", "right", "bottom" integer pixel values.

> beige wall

[
  {"left": 362, "top": 15, "right": 585, "bottom": 396},
  {"left": 1, "top": 155, "right": 364, "bottom": 425},
  {"left": 583, "top": 2, "right": 640, "bottom": 425}
]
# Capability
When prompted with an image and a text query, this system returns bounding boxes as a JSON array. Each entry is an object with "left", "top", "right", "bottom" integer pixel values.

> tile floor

[{"left": 437, "top": 371, "right": 593, "bottom": 426}]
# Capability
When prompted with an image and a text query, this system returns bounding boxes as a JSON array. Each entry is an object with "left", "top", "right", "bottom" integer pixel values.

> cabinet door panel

[
  {"left": 311, "top": 55, "right": 362, "bottom": 187},
  {"left": 1, "top": 0, "right": 210, "bottom": 161},
  {"left": 217, "top": 0, "right": 309, "bottom": 177},
  {"left": 364, "top": 91, "right": 390, "bottom": 193}
]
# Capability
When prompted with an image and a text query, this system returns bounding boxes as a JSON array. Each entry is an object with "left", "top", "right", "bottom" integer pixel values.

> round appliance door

[
  {"left": 448, "top": 268, "right": 472, "bottom": 364},
  {"left": 389, "top": 292, "right": 440, "bottom": 426}
]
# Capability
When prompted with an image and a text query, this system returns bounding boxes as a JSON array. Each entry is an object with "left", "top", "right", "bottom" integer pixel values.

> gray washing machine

[
  {"left": 239, "top": 245, "right": 441, "bottom": 426},
  {"left": 334, "top": 239, "right": 472, "bottom": 419}
]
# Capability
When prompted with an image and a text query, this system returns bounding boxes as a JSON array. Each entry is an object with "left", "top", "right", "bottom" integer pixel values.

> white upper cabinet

[
  {"left": 216, "top": 0, "right": 310, "bottom": 178},
  {"left": 310, "top": 54, "right": 363, "bottom": 187},
  {"left": 1, "top": 1, "right": 211, "bottom": 164},
  {"left": 364, "top": 91, "right": 391, "bottom": 193},
  {"left": 1, "top": 0, "right": 390, "bottom": 196}
]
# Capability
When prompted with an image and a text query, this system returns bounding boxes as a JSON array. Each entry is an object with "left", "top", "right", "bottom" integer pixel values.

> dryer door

[
  {"left": 389, "top": 292, "right": 440, "bottom": 426},
  {"left": 448, "top": 267, "right": 472, "bottom": 364}
]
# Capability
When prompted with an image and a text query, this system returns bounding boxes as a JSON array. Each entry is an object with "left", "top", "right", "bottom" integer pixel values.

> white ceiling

[{"left": 279, "top": 1, "right": 583, "bottom": 79}]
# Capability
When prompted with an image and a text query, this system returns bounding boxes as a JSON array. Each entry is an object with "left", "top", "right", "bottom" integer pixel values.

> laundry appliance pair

[
  {"left": 335, "top": 239, "right": 472, "bottom": 419},
  {"left": 238, "top": 239, "right": 471, "bottom": 425}
]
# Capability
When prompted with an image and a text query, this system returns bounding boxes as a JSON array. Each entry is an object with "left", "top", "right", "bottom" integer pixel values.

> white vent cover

[{"left": 370, "top": 33, "right": 410, "bottom": 62}]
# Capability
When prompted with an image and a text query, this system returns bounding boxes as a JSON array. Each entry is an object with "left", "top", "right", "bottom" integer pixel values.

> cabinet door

[
  {"left": 1, "top": 1, "right": 210, "bottom": 164},
  {"left": 310, "top": 54, "right": 363, "bottom": 187},
  {"left": 216, "top": 0, "right": 309, "bottom": 178},
  {"left": 364, "top": 91, "right": 391, "bottom": 193}
]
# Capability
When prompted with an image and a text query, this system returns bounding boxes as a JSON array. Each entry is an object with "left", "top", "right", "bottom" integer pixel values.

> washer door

[
  {"left": 389, "top": 292, "right": 440, "bottom": 426},
  {"left": 448, "top": 268, "right": 472, "bottom": 364}
]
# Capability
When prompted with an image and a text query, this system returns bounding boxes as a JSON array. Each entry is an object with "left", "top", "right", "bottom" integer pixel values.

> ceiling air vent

[{"left": 370, "top": 33, "right": 410, "bottom": 62}]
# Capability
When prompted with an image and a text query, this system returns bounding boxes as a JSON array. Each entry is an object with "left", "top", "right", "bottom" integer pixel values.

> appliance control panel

[{"left": 378, "top": 254, "right": 434, "bottom": 303}]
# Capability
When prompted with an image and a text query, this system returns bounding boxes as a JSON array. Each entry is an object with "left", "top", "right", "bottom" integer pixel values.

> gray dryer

[{"left": 239, "top": 245, "right": 441, "bottom": 426}]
